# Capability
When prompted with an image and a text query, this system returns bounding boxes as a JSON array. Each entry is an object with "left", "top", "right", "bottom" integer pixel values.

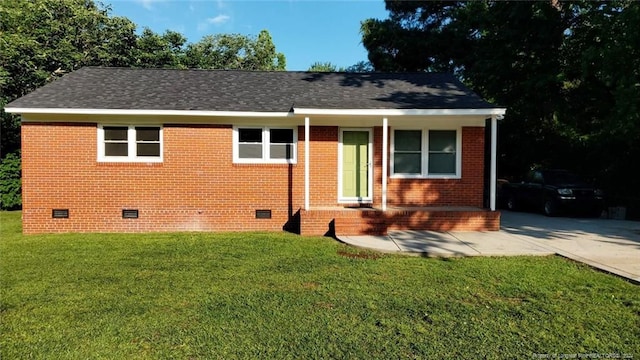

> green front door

[{"left": 342, "top": 131, "right": 369, "bottom": 199}]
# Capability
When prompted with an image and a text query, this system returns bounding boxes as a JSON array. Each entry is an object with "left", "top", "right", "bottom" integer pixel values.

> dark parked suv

[{"left": 502, "top": 169, "right": 604, "bottom": 217}]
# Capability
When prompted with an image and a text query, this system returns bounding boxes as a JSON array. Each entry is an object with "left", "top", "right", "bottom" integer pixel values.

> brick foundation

[{"left": 300, "top": 208, "right": 500, "bottom": 236}]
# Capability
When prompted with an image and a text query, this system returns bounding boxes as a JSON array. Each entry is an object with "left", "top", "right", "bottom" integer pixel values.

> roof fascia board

[
  {"left": 4, "top": 108, "right": 293, "bottom": 118},
  {"left": 6, "top": 107, "right": 508, "bottom": 118},
  {"left": 293, "top": 108, "right": 507, "bottom": 117}
]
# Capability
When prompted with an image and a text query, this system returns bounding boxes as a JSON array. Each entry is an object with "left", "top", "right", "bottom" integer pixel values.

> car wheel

[
  {"left": 506, "top": 196, "right": 517, "bottom": 211},
  {"left": 543, "top": 199, "right": 557, "bottom": 217}
]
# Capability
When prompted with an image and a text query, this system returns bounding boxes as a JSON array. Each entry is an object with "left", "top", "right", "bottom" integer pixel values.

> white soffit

[
  {"left": 292, "top": 108, "right": 507, "bottom": 117},
  {"left": 6, "top": 107, "right": 507, "bottom": 119},
  {"left": 3, "top": 108, "right": 293, "bottom": 118}
]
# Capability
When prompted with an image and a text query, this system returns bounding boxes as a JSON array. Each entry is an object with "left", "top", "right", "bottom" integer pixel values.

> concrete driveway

[
  {"left": 339, "top": 211, "right": 640, "bottom": 283},
  {"left": 500, "top": 211, "right": 640, "bottom": 283}
]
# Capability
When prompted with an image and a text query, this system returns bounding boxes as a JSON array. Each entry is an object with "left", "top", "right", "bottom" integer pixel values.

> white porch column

[
  {"left": 490, "top": 115, "right": 498, "bottom": 211},
  {"left": 304, "top": 116, "right": 310, "bottom": 211},
  {"left": 382, "top": 117, "right": 388, "bottom": 211}
]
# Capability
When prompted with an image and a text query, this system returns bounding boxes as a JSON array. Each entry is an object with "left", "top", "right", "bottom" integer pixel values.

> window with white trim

[
  {"left": 98, "top": 125, "right": 163, "bottom": 162},
  {"left": 428, "top": 130, "right": 457, "bottom": 174},
  {"left": 391, "top": 129, "right": 460, "bottom": 178},
  {"left": 233, "top": 126, "right": 296, "bottom": 163}
]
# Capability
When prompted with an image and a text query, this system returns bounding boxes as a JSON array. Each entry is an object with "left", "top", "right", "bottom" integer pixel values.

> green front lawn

[{"left": 1, "top": 211, "right": 638, "bottom": 359}]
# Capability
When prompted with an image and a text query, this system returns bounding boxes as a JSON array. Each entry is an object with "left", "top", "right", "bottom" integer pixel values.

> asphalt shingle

[{"left": 6, "top": 67, "right": 498, "bottom": 112}]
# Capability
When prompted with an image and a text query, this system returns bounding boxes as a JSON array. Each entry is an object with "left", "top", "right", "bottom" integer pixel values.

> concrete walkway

[{"left": 338, "top": 211, "right": 640, "bottom": 284}]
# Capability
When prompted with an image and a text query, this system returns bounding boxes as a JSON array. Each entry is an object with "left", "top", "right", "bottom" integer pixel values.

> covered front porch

[{"left": 296, "top": 110, "right": 504, "bottom": 236}]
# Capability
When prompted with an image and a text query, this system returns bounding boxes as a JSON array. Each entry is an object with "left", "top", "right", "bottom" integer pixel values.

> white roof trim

[
  {"left": 5, "top": 106, "right": 507, "bottom": 118},
  {"left": 3, "top": 107, "right": 293, "bottom": 117},
  {"left": 292, "top": 108, "right": 507, "bottom": 116}
]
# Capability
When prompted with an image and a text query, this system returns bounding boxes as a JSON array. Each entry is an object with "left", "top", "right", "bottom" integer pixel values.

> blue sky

[{"left": 107, "top": 0, "right": 389, "bottom": 71}]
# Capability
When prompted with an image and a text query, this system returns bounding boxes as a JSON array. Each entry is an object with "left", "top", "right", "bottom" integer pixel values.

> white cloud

[
  {"left": 197, "top": 14, "right": 231, "bottom": 32},
  {"left": 196, "top": 0, "right": 233, "bottom": 33},
  {"left": 207, "top": 14, "right": 231, "bottom": 25}
]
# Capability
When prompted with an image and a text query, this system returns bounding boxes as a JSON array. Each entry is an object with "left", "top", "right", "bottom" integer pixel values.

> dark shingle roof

[{"left": 6, "top": 67, "right": 498, "bottom": 112}]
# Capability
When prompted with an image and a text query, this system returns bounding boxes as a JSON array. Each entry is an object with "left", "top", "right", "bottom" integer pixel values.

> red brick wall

[
  {"left": 22, "top": 122, "right": 305, "bottom": 233},
  {"left": 307, "top": 126, "right": 339, "bottom": 206},
  {"left": 21, "top": 122, "right": 487, "bottom": 234}
]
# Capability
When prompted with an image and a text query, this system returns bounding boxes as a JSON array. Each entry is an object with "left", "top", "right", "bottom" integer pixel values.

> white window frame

[
  {"left": 390, "top": 127, "right": 461, "bottom": 179},
  {"left": 97, "top": 125, "right": 163, "bottom": 163},
  {"left": 233, "top": 126, "right": 297, "bottom": 164}
]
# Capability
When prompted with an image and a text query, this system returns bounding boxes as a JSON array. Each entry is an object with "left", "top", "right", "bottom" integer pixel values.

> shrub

[{"left": 0, "top": 152, "right": 21, "bottom": 210}]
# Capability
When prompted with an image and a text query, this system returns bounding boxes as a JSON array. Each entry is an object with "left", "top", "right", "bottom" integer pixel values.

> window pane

[
  {"left": 394, "top": 153, "right": 421, "bottom": 174},
  {"left": 395, "top": 130, "right": 421, "bottom": 151},
  {"left": 136, "top": 127, "right": 160, "bottom": 141},
  {"left": 429, "top": 130, "right": 456, "bottom": 152},
  {"left": 429, "top": 153, "right": 456, "bottom": 174},
  {"left": 270, "top": 129, "right": 293, "bottom": 144},
  {"left": 137, "top": 143, "right": 160, "bottom": 157},
  {"left": 270, "top": 144, "right": 293, "bottom": 159},
  {"left": 104, "top": 127, "right": 128, "bottom": 141},
  {"left": 105, "top": 143, "right": 128, "bottom": 156},
  {"left": 239, "top": 144, "right": 262, "bottom": 158},
  {"left": 239, "top": 128, "right": 262, "bottom": 143}
]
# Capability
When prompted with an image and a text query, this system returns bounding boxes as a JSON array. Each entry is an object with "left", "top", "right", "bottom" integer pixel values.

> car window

[
  {"left": 544, "top": 171, "right": 583, "bottom": 185},
  {"left": 532, "top": 171, "right": 544, "bottom": 184}
]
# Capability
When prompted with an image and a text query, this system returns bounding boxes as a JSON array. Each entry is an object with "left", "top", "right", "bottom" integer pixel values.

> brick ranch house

[{"left": 5, "top": 67, "right": 505, "bottom": 235}]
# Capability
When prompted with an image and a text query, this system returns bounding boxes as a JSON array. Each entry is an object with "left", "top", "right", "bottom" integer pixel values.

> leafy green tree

[
  {"left": 245, "top": 30, "right": 286, "bottom": 70},
  {"left": 307, "top": 62, "right": 341, "bottom": 72},
  {"left": 0, "top": 0, "right": 138, "bottom": 156},
  {"left": 344, "top": 61, "right": 374, "bottom": 73},
  {"left": 184, "top": 34, "right": 249, "bottom": 69},
  {"left": 557, "top": 1, "right": 640, "bottom": 206},
  {"left": 307, "top": 61, "right": 373, "bottom": 72},
  {"left": 466, "top": 2, "right": 566, "bottom": 176},
  {"left": 360, "top": 2, "right": 465, "bottom": 73},
  {"left": 0, "top": 152, "right": 21, "bottom": 210},
  {"left": 184, "top": 30, "right": 285, "bottom": 70},
  {"left": 135, "top": 28, "right": 187, "bottom": 68}
]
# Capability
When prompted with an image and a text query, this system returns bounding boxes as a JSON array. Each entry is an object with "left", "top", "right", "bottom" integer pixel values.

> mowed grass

[{"left": 1, "top": 211, "right": 639, "bottom": 359}]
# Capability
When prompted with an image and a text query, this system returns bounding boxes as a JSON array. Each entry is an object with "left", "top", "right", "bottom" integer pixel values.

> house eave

[
  {"left": 4, "top": 107, "right": 293, "bottom": 118},
  {"left": 5, "top": 106, "right": 507, "bottom": 120},
  {"left": 292, "top": 108, "right": 507, "bottom": 117}
]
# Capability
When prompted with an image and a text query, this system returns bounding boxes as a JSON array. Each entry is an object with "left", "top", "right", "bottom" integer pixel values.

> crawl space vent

[
  {"left": 52, "top": 209, "right": 69, "bottom": 218},
  {"left": 255, "top": 210, "right": 272, "bottom": 219},
  {"left": 122, "top": 209, "right": 139, "bottom": 219}
]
